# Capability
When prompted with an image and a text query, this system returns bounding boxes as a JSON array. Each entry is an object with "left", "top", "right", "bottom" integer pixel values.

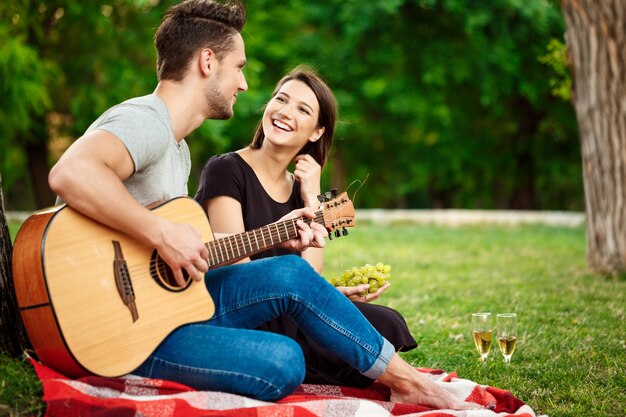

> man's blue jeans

[{"left": 134, "top": 255, "right": 395, "bottom": 401}]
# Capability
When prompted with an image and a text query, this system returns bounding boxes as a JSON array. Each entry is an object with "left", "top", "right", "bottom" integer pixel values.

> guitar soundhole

[{"left": 150, "top": 250, "right": 192, "bottom": 292}]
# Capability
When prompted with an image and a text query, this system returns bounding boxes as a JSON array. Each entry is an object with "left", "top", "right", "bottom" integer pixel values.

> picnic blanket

[{"left": 30, "top": 358, "right": 545, "bottom": 417}]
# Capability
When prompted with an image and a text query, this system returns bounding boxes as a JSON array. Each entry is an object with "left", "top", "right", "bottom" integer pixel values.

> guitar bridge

[{"left": 112, "top": 240, "right": 139, "bottom": 322}]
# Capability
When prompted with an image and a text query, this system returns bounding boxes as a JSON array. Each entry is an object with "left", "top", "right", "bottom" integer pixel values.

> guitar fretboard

[{"left": 205, "top": 212, "right": 324, "bottom": 268}]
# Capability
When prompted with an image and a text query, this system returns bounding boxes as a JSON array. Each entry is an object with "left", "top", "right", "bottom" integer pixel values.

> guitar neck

[{"left": 205, "top": 212, "right": 323, "bottom": 268}]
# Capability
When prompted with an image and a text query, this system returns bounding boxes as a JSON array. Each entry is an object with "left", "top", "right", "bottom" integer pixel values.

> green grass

[
  {"left": 0, "top": 354, "right": 43, "bottom": 417},
  {"left": 324, "top": 222, "right": 626, "bottom": 417},
  {"left": 1, "top": 221, "right": 625, "bottom": 416}
]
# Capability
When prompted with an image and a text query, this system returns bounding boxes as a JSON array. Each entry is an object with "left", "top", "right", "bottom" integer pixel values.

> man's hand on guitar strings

[{"left": 154, "top": 219, "right": 209, "bottom": 287}]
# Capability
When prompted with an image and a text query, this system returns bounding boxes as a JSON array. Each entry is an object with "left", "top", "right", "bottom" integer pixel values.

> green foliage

[
  {"left": 539, "top": 39, "right": 572, "bottom": 101},
  {"left": 0, "top": 22, "right": 53, "bottom": 205},
  {"left": 0, "top": 354, "right": 43, "bottom": 417},
  {"left": 0, "top": 1, "right": 176, "bottom": 208},
  {"left": 225, "top": 0, "right": 581, "bottom": 210},
  {"left": 0, "top": 28, "right": 51, "bottom": 137},
  {"left": 0, "top": 0, "right": 582, "bottom": 210}
]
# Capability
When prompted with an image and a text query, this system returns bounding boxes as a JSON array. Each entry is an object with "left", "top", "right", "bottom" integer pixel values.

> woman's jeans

[{"left": 134, "top": 255, "right": 395, "bottom": 401}]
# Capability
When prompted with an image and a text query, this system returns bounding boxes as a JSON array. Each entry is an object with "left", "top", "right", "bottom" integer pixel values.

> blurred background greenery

[{"left": 0, "top": 0, "right": 580, "bottom": 211}]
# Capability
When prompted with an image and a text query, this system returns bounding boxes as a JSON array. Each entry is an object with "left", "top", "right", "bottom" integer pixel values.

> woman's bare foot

[{"left": 378, "top": 354, "right": 483, "bottom": 410}]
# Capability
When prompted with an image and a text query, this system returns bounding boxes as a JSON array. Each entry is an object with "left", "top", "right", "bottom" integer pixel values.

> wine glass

[
  {"left": 471, "top": 312, "right": 493, "bottom": 362},
  {"left": 497, "top": 313, "right": 517, "bottom": 364}
]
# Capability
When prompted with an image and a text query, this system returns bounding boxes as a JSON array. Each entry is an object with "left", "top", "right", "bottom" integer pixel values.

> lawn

[
  {"left": 324, "top": 222, "right": 625, "bottom": 417},
  {"left": 1, "top": 220, "right": 625, "bottom": 416}
]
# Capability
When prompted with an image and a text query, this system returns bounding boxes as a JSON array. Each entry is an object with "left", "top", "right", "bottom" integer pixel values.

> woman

[{"left": 195, "top": 66, "right": 417, "bottom": 388}]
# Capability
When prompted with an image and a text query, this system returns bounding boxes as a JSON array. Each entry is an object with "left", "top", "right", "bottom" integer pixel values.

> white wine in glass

[
  {"left": 497, "top": 313, "right": 517, "bottom": 364},
  {"left": 471, "top": 312, "right": 493, "bottom": 362}
]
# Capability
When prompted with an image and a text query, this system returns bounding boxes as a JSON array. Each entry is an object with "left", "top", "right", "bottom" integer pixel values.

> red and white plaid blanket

[{"left": 30, "top": 358, "right": 545, "bottom": 417}]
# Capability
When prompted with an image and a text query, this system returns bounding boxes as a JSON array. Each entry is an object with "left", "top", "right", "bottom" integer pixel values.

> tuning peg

[
  {"left": 328, "top": 232, "right": 333, "bottom": 240},
  {"left": 335, "top": 230, "right": 341, "bottom": 238},
  {"left": 317, "top": 194, "right": 326, "bottom": 203},
  {"left": 330, "top": 188, "right": 338, "bottom": 197},
  {"left": 342, "top": 227, "right": 348, "bottom": 236},
  {"left": 324, "top": 191, "right": 332, "bottom": 200}
]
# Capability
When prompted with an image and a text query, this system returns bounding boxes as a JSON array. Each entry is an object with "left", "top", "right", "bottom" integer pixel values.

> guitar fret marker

[
  {"left": 217, "top": 240, "right": 225, "bottom": 263},
  {"left": 210, "top": 244, "right": 218, "bottom": 267},
  {"left": 253, "top": 229, "right": 260, "bottom": 251},
  {"left": 227, "top": 236, "right": 234, "bottom": 257},
  {"left": 246, "top": 233, "right": 253, "bottom": 254},
  {"left": 282, "top": 222, "right": 288, "bottom": 241},
  {"left": 238, "top": 233, "right": 244, "bottom": 257}
]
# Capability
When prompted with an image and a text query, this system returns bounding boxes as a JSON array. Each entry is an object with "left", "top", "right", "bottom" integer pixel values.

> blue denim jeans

[{"left": 134, "top": 255, "right": 395, "bottom": 401}]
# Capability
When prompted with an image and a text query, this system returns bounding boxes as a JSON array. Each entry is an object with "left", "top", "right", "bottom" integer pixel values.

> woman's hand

[
  {"left": 335, "top": 282, "right": 391, "bottom": 302},
  {"left": 293, "top": 154, "right": 321, "bottom": 207},
  {"left": 277, "top": 207, "right": 328, "bottom": 251}
]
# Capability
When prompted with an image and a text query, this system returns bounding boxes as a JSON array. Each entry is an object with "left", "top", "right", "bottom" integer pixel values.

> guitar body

[{"left": 12, "top": 197, "right": 215, "bottom": 377}]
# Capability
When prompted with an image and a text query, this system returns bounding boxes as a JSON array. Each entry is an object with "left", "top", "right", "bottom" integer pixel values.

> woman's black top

[
  {"left": 195, "top": 152, "right": 301, "bottom": 259},
  {"left": 194, "top": 151, "right": 417, "bottom": 387}
]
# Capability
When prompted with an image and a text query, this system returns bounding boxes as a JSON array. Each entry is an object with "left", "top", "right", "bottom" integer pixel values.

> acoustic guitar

[{"left": 12, "top": 193, "right": 354, "bottom": 378}]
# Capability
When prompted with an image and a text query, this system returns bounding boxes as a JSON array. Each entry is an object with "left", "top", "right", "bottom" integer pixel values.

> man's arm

[{"left": 49, "top": 130, "right": 208, "bottom": 286}]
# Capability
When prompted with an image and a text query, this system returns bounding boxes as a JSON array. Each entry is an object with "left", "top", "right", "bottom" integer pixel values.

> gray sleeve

[{"left": 87, "top": 105, "right": 170, "bottom": 173}]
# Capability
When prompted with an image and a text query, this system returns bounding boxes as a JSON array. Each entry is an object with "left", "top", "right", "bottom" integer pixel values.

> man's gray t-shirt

[{"left": 85, "top": 94, "right": 191, "bottom": 207}]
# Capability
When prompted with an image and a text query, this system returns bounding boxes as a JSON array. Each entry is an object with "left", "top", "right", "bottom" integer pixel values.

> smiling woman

[{"left": 194, "top": 65, "right": 418, "bottom": 388}]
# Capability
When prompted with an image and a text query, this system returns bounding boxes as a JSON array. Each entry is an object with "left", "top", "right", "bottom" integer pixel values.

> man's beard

[{"left": 205, "top": 79, "right": 233, "bottom": 120}]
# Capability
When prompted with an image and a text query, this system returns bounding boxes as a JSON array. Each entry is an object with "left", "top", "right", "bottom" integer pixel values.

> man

[{"left": 49, "top": 0, "right": 479, "bottom": 410}]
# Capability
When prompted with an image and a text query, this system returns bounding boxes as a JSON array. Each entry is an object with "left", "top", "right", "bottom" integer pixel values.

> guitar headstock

[{"left": 317, "top": 189, "right": 355, "bottom": 239}]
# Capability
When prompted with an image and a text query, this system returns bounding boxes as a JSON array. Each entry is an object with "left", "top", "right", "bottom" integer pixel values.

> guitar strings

[
  {"left": 203, "top": 208, "right": 339, "bottom": 261},
  {"left": 123, "top": 217, "right": 307, "bottom": 280},
  {"left": 124, "top": 209, "right": 331, "bottom": 277},
  {"left": 124, "top": 207, "right": 338, "bottom": 277},
  {"left": 124, "top": 204, "right": 350, "bottom": 279}
]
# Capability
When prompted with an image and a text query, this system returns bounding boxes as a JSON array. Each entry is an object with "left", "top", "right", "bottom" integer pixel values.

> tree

[
  {"left": 0, "top": 1, "right": 173, "bottom": 209},
  {"left": 1, "top": 0, "right": 581, "bottom": 211},
  {"left": 241, "top": 0, "right": 580, "bottom": 209},
  {"left": 0, "top": 173, "right": 29, "bottom": 356},
  {"left": 561, "top": 0, "right": 626, "bottom": 275}
]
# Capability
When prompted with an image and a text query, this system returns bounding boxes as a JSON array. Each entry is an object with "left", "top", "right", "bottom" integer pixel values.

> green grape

[{"left": 327, "top": 262, "right": 392, "bottom": 295}]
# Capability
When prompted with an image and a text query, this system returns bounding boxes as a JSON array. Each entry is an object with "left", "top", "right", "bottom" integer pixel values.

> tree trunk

[
  {"left": 0, "top": 173, "right": 30, "bottom": 356},
  {"left": 561, "top": 0, "right": 626, "bottom": 275},
  {"left": 23, "top": 117, "right": 56, "bottom": 208},
  {"left": 330, "top": 147, "right": 347, "bottom": 194}
]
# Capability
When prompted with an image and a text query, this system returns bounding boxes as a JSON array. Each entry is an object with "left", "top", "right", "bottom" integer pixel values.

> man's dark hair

[{"left": 155, "top": 0, "right": 246, "bottom": 81}]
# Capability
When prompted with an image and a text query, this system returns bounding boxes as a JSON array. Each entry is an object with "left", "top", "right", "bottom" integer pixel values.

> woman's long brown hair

[{"left": 249, "top": 65, "right": 337, "bottom": 168}]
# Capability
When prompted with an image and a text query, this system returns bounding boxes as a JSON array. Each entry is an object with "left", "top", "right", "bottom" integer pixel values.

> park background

[
  {"left": 2, "top": 1, "right": 626, "bottom": 417},
  {"left": 0, "top": 0, "right": 580, "bottom": 212}
]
